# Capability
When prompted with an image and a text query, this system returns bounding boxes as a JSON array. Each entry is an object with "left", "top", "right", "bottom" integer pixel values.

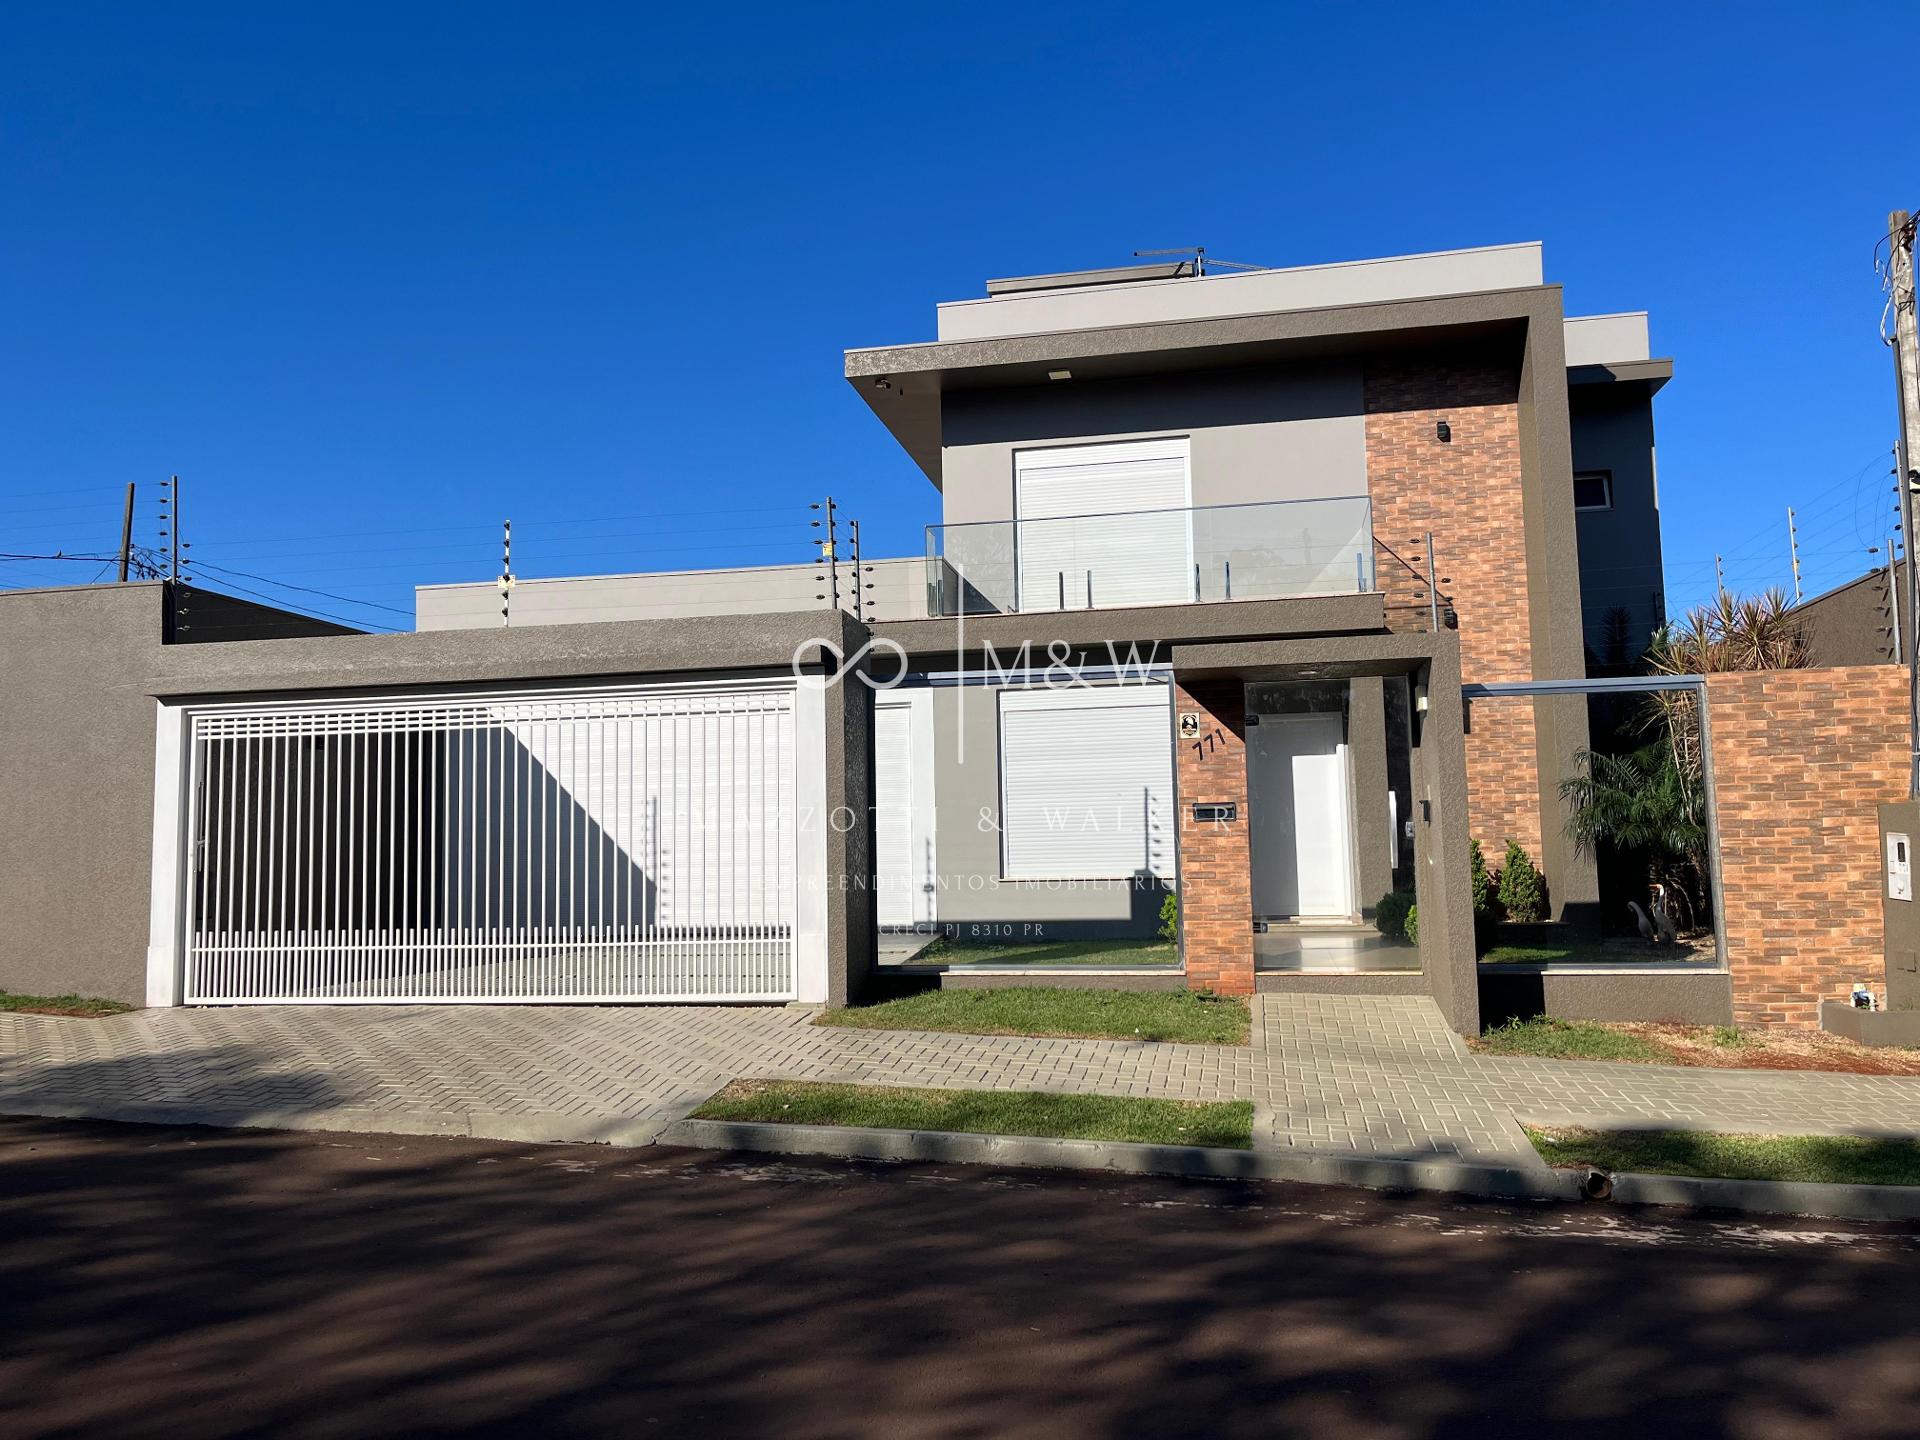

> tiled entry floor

[{"left": 1256, "top": 927, "right": 1420, "bottom": 973}]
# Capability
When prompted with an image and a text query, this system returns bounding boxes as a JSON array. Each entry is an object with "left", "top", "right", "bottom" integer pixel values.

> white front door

[{"left": 1249, "top": 713, "right": 1356, "bottom": 920}]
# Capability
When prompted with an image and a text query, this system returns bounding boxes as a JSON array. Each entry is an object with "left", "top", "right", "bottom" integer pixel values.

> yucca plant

[{"left": 1643, "top": 586, "right": 1809, "bottom": 794}]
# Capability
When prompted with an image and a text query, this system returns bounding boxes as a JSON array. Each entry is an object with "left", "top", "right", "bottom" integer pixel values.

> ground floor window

[{"left": 997, "top": 685, "right": 1173, "bottom": 881}]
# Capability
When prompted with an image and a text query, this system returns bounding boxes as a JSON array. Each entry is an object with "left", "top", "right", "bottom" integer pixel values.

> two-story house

[{"left": 413, "top": 241, "right": 1667, "bottom": 1011}]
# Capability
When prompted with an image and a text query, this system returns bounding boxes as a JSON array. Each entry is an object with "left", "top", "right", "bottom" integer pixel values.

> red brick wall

[
  {"left": 1173, "top": 678, "right": 1254, "bottom": 995},
  {"left": 1365, "top": 357, "right": 1542, "bottom": 858},
  {"left": 1707, "top": 666, "right": 1908, "bottom": 1026}
]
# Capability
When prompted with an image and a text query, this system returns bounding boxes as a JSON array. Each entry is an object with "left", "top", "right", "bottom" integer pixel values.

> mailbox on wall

[
  {"left": 1889, "top": 831, "right": 1912, "bottom": 903},
  {"left": 1191, "top": 802, "right": 1237, "bottom": 824}
]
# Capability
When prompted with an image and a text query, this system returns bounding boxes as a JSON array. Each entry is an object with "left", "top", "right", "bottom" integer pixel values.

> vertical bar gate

[{"left": 180, "top": 682, "right": 798, "bottom": 1003}]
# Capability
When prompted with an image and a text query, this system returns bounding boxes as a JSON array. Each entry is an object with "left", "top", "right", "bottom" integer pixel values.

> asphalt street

[{"left": 2, "top": 1116, "right": 1915, "bottom": 1438}]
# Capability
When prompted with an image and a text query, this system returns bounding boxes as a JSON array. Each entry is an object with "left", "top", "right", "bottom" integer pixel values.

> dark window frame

[{"left": 1573, "top": 470, "right": 1614, "bottom": 512}]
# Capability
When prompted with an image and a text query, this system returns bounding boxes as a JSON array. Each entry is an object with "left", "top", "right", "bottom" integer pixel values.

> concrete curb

[
  {"left": 1606, "top": 1170, "right": 1920, "bottom": 1222},
  {"left": 657, "top": 1118, "right": 1585, "bottom": 1202}
]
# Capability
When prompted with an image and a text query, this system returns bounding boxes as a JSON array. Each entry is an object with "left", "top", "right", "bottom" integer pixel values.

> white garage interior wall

[{"left": 873, "top": 690, "right": 936, "bottom": 928}]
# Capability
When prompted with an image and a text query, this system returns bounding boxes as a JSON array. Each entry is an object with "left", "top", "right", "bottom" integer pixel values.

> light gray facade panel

[
  {"left": 938, "top": 363, "right": 1366, "bottom": 527},
  {"left": 933, "top": 243, "right": 1545, "bottom": 343},
  {"left": 926, "top": 682, "right": 1170, "bottom": 937},
  {"left": 418, "top": 558, "right": 931, "bottom": 630}
]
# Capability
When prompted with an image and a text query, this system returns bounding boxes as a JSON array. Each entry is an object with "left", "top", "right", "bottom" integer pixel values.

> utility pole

[
  {"left": 811, "top": 497, "right": 841, "bottom": 611},
  {"left": 1787, "top": 507, "right": 1803, "bottom": 602},
  {"left": 117, "top": 482, "right": 136, "bottom": 583},
  {"left": 1886, "top": 209, "right": 1920, "bottom": 794},
  {"left": 499, "top": 520, "right": 514, "bottom": 627}
]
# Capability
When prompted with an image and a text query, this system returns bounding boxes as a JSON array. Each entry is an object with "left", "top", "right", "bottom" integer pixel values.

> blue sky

[{"left": 1, "top": 3, "right": 1909, "bottom": 631}]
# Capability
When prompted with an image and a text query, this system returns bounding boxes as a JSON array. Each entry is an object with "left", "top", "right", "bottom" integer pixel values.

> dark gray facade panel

[
  {"left": 1569, "top": 386, "right": 1666, "bottom": 666},
  {"left": 1478, "top": 969, "right": 1734, "bottom": 1026}
]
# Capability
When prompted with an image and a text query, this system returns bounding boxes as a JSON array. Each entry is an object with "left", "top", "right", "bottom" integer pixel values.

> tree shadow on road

[{"left": 1, "top": 1106, "right": 1918, "bottom": 1440}]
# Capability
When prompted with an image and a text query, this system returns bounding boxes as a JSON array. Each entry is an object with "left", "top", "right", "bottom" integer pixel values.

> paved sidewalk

[{"left": 5, "top": 994, "right": 1920, "bottom": 1165}]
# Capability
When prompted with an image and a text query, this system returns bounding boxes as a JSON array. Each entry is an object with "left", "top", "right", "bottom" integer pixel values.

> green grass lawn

[
  {"left": 1474, "top": 1016, "right": 1671, "bottom": 1062},
  {"left": 917, "top": 937, "right": 1177, "bottom": 967},
  {"left": 1527, "top": 1126, "right": 1920, "bottom": 1186},
  {"left": 817, "top": 986, "right": 1249, "bottom": 1045},
  {"left": 1481, "top": 942, "right": 1714, "bottom": 965},
  {"left": 693, "top": 1078, "right": 1255, "bottom": 1148},
  {"left": 0, "top": 990, "right": 136, "bottom": 1018}
]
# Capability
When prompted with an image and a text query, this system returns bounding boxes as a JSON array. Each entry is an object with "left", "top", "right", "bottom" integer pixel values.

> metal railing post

[
  {"left": 1194, "top": 562, "right": 1201, "bottom": 601},
  {"left": 1425, "top": 532, "right": 1440, "bottom": 631},
  {"left": 1225, "top": 559, "right": 1232, "bottom": 600}
]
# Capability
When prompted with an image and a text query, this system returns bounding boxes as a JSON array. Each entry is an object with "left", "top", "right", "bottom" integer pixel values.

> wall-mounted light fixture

[
  {"left": 1435, "top": 420, "right": 1452, "bottom": 443},
  {"left": 872, "top": 376, "right": 892, "bottom": 392}
]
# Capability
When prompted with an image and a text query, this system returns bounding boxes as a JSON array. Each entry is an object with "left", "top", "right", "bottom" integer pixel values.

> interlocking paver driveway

[{"left": 5, "top": 993, "right": 1920, "bottom": 1164}]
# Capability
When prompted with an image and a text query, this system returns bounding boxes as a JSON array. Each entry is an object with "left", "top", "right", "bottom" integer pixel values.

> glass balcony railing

[{"left": 925, "top": 495, "right": 1376, "bottom": 617}]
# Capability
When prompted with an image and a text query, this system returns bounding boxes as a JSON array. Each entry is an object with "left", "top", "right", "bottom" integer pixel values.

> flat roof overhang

[
  {"left": 1169, "top": 628, "right": 1455, "bottom": 682},
  {"left": 1568, "top": 357, "right": 1673, "bottom": 394},
  {"left": 845, "top": 286, "right": 1565, "bottom": 487}
]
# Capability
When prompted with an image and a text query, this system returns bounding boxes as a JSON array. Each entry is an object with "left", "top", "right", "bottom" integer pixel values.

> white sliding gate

[{"left": 173, "top": 681, "right": 801, "bottom": 1004}]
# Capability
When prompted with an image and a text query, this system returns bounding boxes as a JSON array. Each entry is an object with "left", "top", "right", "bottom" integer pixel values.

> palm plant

[{"left": 1561, "top": 586, "right": 1809, "bottom": 930}]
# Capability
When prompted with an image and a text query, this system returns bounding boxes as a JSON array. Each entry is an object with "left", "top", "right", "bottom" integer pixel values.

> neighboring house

[{"left": 1794, "top": 556, "right": 1909, "bottom": 668}]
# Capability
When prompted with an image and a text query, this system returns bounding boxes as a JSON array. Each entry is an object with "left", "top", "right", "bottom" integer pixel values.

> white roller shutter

[
  {"left": 998, "top": 685, "right": 1174, "bottom": 880},
  {"left": 1015, "top": 439, "right": 1192, "bottom": 610}
]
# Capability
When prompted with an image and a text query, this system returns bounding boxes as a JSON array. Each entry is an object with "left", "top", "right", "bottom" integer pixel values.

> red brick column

[
  {"left": 1174, "top": 678, "right": 1254, "bottom": 995},
  {"left": 1366, "top": 356, "right": 1542, "bottom": 859},
  {"left": 1707, "top": 666, "right": 1908, "bottom": 1026}
]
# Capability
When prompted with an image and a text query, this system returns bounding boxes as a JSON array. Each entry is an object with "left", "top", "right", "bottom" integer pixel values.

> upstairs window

[{"left": 1573, "top": 471, "right": 1614, "bottom": 511}]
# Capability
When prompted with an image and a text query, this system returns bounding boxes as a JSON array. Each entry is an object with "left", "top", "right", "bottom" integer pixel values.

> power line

[{"left": 186, "top": 560, "right": 414, "bottom": 617}]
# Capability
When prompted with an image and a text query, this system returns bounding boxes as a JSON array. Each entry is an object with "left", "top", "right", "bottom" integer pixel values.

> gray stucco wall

[
  {"left": 3, "top": 588, "right": 874, "bottom": 1007},
  {"left": 938, "top": 362, "right": 1366, "bottom": 527},
  {"left": 1799, "top": 560, "right": 1907, "bottom": 668},
  {"left": 1570, "top": 384, "right": 1667, "bottom": 666},
  {"left": 0, "top": 584, "right": 170, "bottom": 1004},
  {"left": 1478, "top": 968, "right": 1734, "bottom": 1026},
  {"left": 926, "top": 681, "right": 1171, "bottom": 939}
]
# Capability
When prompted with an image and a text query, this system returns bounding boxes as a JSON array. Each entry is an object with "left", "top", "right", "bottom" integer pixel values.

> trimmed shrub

[
  {"left": 1157, "top": 892, "right": 1179, "bottom": 943},
  {"left": 1469, "top": 838, "right": 1502, "bottom": 922},
  {"left": 1405, "top": 905, "right": 1418, "bottom": 945},
  {"left": 1373, "top": 890, "right": 1416, "bottom": 941},
  {"left": 1496, "top": 840, "right": 1549, "bottom": 923}
]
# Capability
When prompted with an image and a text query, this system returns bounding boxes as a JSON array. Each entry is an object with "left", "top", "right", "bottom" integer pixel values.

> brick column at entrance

[{"left": 1174, "top": 678, "right": 1254, "bottom": 996}]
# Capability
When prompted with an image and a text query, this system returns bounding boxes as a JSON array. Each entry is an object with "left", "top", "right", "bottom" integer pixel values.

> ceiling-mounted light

[{"left": 1047, "top": 369, "right": 1072, "bottom": 381}]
